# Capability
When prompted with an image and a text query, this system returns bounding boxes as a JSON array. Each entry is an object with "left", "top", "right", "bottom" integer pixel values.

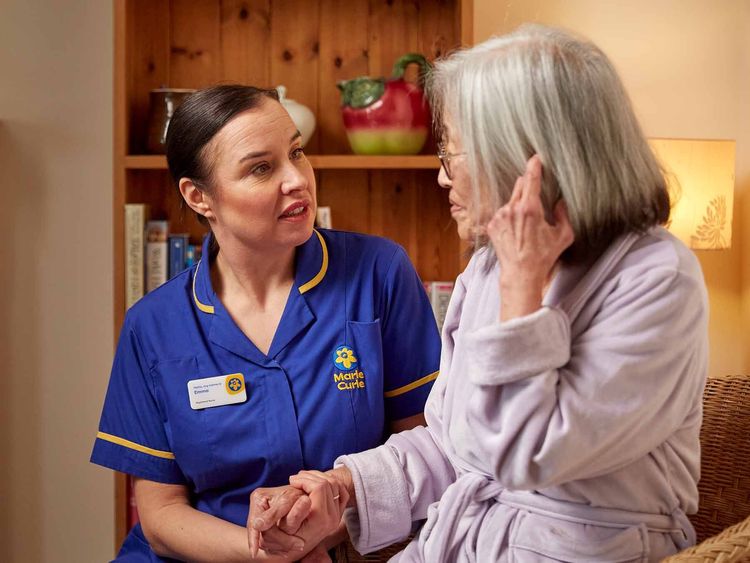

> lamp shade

[{"left": 649, "top": 139, "right": 736, "bottom": 250}]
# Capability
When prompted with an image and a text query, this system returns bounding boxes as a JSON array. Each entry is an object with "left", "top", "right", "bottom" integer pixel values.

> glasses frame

[{"left": 437, "top": 143, "right": 467, "bottom": 181}]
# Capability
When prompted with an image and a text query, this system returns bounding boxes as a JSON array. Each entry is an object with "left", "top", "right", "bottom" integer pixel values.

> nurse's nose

[{"left": 280, "top": 160, "right": 307, "bottom": 194}]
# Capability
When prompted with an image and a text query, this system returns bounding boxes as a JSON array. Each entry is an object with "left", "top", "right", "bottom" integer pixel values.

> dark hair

[{"left": 166, "top": 84, "right": 279, "bottom": 222}]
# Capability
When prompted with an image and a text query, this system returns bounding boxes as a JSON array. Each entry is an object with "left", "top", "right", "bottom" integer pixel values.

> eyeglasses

[{"left": 437, "top": 143, "right": 466, "bottom": 181}]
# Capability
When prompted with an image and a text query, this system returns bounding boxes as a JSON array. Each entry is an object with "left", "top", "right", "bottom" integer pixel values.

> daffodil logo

[
  {"left": 333, "top": 345, "right": 358, "bottom": 371},
  {"left": 225, "top": 374, "right": 245, "bottom": 395}
]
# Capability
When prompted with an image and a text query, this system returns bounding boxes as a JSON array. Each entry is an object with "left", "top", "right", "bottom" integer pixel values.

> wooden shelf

[{"left": 123, "top": 154, "right": 440, "bottom": 170}]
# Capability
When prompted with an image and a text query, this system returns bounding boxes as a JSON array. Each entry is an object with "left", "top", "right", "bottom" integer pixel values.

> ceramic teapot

[{"left": 337, "top": 53, "right": 431, "bottom": 155}]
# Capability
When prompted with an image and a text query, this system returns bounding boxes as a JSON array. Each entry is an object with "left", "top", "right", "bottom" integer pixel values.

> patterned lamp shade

[{"left": 649, "top": 139, "right": 736, "bottom": 250}]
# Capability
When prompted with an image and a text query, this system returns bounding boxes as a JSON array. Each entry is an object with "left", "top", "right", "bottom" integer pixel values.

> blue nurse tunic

[{"left": 91, "top": 229, "right": 441, "bottom": 561}]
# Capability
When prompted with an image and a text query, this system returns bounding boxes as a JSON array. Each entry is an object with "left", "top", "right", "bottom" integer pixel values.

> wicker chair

[
  {"left": 665, "top": 374, "right": 750, "bottom": 561},
  {"left": 336, "top": 374, "right": 750, "bottom": 562}
]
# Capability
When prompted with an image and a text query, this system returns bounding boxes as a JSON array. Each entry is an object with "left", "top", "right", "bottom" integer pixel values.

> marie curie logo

[
  {"left": 332, "top": 345, "right": 358, "bottom": 371},
  {"left": 224, "top": 374, "right": 245, "bottom": 395}
]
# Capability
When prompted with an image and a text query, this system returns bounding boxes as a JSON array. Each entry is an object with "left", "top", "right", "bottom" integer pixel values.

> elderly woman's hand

[{"left": 486, "top": 155, "right": 574, "bottom": 321}]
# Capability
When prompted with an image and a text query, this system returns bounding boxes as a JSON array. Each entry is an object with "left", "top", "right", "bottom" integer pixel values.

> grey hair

[{"left": 427, "top": 24, "right": 670, "bottom": 263}]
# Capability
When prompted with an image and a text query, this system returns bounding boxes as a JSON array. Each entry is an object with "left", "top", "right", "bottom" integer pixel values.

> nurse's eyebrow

[{"left": 238, "top": 132, "right": 303, "bottom": 163}]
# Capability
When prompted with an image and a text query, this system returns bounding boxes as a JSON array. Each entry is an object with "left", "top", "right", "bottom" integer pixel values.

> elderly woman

[{"left": 253, "top": 24, "right": 708, "bottom": 562}]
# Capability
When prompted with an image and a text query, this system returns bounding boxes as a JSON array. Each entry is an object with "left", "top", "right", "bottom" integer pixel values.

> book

[
  {"left": 145, "top": 220, "right": 169, "bottom": 292},
  {"left": 168, "top": 234, "right": 189, "bottom": 279},
  {"left": 425, "top": 281, "right": 455, "bottom": 332},
  {"left": 124, "top": 204, "right": 147, "bottom": 309},
  {"left": 316, "top": 206, "right": 332, "bottom": 229}
]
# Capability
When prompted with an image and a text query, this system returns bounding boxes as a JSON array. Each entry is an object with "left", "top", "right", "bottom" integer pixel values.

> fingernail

[
  {"left": 294, "top": 541, "right": 305, "bottom": 551},
  {"left": 253, "top": 517, "right": 266, "bottom": 528}
]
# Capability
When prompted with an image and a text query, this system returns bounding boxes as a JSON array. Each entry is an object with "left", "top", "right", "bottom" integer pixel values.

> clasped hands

[{"left": 247, "top": 469, "right": 351, "bottom": 562}]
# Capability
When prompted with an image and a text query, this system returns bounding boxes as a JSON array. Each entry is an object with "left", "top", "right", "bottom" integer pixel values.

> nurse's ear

[{"left": 179, "top": 177, "right": 215, "bottom": 221}]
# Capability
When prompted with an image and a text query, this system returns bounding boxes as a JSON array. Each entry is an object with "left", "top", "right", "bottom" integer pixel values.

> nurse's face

[
  {"left": 437, "top": 115, "right": 491, "bottom": 241},
  {"left": 198, "top": 98, "right": 316, "bottom": 252}
]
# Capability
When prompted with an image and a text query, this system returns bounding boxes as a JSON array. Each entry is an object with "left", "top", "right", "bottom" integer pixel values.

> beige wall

[
  {"left": 475, "top": 0, "right": 750, "bottom": 376},
  {"left": 0, "top": 1, "right": 114, "bottom": 562}
]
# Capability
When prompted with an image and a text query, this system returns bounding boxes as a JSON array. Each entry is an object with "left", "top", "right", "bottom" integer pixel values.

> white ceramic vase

[{"left": 276, "top": 85, "right": 316, "bottom": 147}]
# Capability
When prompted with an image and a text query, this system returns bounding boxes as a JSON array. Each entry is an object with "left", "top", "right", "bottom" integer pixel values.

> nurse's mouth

[{"left": 279, "top": 201, "right": 310, "bottom": 222}]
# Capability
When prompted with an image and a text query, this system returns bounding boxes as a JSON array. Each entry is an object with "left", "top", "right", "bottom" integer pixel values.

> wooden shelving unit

[{"left": 113, "top": 0, "right": 473, "bottom": 551}]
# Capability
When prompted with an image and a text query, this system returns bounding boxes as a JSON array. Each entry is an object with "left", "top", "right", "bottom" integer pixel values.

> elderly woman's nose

[{"left": 437, "top": 164, "right": 451, "bottom": 189}]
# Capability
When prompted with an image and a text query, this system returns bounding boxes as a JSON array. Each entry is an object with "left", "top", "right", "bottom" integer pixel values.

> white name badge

[{"left": 187, "top": 373, "right": 247, "bottom": 410}]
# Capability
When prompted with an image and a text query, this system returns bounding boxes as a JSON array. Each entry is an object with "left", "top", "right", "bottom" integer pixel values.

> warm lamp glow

[{"left": 649, "top": 139, "right": 736, "bottom": 250}]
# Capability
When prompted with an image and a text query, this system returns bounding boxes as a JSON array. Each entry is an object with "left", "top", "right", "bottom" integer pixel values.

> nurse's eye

[
  {"left": 250, "top": 162, "right": 271, "bottom": 177},
  {"left": 290, "top": 147, "right": 305, "bottom": 160}
]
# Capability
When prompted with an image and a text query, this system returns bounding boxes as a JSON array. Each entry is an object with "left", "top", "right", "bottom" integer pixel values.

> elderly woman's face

[
  {"left": 202, "top": 98, "right": 316, "bottom": 252},
  {"left": 437, "top": 116, "right": 490, "bottom": 241}
]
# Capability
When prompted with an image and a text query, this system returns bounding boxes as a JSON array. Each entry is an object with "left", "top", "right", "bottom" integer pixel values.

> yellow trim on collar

[
  {"left": 96, "top": 431, "right": 176, "bottom": 460},
  {"left": 192, "top": 260, "right": 215, "bottom": 314},
  {"left": 299, "top": 229, "right": 328, "bottom": 294},
  {"left": 384, "top": 370, "right": 439, "bottom": 398}
]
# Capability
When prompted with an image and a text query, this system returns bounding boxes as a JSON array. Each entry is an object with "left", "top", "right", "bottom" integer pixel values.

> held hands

[
  {"left": 248, "top": 471, "right": 350, "bottom": 561},
  {"left": 485, "top": 155, "right": 574, "bottom": 321}
]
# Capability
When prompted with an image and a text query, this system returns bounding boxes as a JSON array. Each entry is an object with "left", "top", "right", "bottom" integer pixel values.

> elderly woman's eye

[{"left": 291, "top": 147, "right": 305, "bottom": 159}]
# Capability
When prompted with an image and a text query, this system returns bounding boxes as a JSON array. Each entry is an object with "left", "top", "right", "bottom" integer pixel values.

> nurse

[{"left": 91, "top": 85, "right": 441, "bottom": 561}]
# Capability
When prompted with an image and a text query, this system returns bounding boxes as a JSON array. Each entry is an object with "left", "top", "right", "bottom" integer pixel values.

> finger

[
  {"left": 252, "top": 489, "right": 303, "bottom": 531},
  {"left": 258, "top": 526, "right": 305, "bottom": 555},
  {"left": 279, "top": 495, "right": 312, "bottom": 534},
  {"left": 509, "top": 174, "right": 524, "bottom": 205},
  {"left": 290, "top": 473, "right": 338, "bottom": 519},
  {"left": 521, "top": 154, "right": 543, "bottom": 202},
  {"left": 248, "top": 492, "right": 271, "bottom": 557},
  {"left": 248, "top": 527, "right": 260, "bottom": 559}
]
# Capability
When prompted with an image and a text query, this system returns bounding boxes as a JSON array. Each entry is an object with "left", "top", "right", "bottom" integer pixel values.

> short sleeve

[
  {"left": 90, "top": 313, "right": 186, "bottom": 484},
  {"left": 379, "top": 247, "right": 442, "bottom": 420}
]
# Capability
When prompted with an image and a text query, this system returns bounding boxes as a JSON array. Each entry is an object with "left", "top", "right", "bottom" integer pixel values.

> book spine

[
  {"left": 124, "top": 204, "right": 146, "bottom": 309},
  {"left": 315, "top": 206, "right": 333, "bottom": 229},
  {"left": 145, "top": 220, "right": 169, "bottom": 292},
  {"left": 430, "top": 281, "right": 455, "bottom": 332},
  {"left": 168, "top": 234, "right": 188, "bottom": 279}
]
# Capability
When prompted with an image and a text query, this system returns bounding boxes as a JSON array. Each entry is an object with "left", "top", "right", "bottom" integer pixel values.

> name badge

[{"left": 187, "top": 373, "right": 247, "bottom": 410}]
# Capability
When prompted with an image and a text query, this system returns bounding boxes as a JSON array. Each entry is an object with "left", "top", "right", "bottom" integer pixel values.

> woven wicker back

[{"left": 690, "top": 374, "right": 750, "bottom": 543}]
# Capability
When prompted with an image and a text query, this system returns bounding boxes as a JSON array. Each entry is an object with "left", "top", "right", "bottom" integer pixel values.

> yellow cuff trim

[
  {"left": 96, "top": 431, "right": 176, "bottom": 460},
  {"left": 192, "top": 260, "right": 215, "bottom": 314},
  {"left": 299, "top": 229, "right": 329, "bottom": 294},
  {"left": 384, "top": 370, "right": 439, "bottom": 398}
]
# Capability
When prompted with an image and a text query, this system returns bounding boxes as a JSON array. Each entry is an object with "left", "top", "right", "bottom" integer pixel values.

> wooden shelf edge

[{"left": 123, "top": 154, "right": 440, "bottom": 170}]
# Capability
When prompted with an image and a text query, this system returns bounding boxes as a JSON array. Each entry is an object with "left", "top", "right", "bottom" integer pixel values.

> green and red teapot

[{"left": 337, "top": 53, "right": 432, "bottom": 155}]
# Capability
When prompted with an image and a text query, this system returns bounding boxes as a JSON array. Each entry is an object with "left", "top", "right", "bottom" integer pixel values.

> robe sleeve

[
  {"left": 461, "top": 264, "right": 708, "bottom": 491},
  {"left": 332, "top": 267, "right": 471, "bottom": 553}
]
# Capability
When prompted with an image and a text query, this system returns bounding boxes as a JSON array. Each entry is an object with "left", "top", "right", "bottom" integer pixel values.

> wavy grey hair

[{"left": 427, "top": 24, "right": 670, "bottom": 262}]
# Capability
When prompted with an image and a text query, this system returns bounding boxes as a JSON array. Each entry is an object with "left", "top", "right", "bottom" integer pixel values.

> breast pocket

[
  {"left": 342, "top": 320, "right": 385, "bottom": 450},
  {"left": 509, "top": 511, "right": 649, "bottom": 563}
]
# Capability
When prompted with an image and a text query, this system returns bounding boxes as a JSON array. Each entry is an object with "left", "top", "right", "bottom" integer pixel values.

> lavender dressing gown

[{"left": 336, "top": 227, "right": 708, "bottom": 562}]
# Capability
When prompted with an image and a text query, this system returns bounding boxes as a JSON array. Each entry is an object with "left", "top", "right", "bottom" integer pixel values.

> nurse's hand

[
  {"left": 247, "top": 484, "right": 312, "bottom": 558},
  {"left": 485, "top": 155, "right": 574, "bottom": 321}
]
